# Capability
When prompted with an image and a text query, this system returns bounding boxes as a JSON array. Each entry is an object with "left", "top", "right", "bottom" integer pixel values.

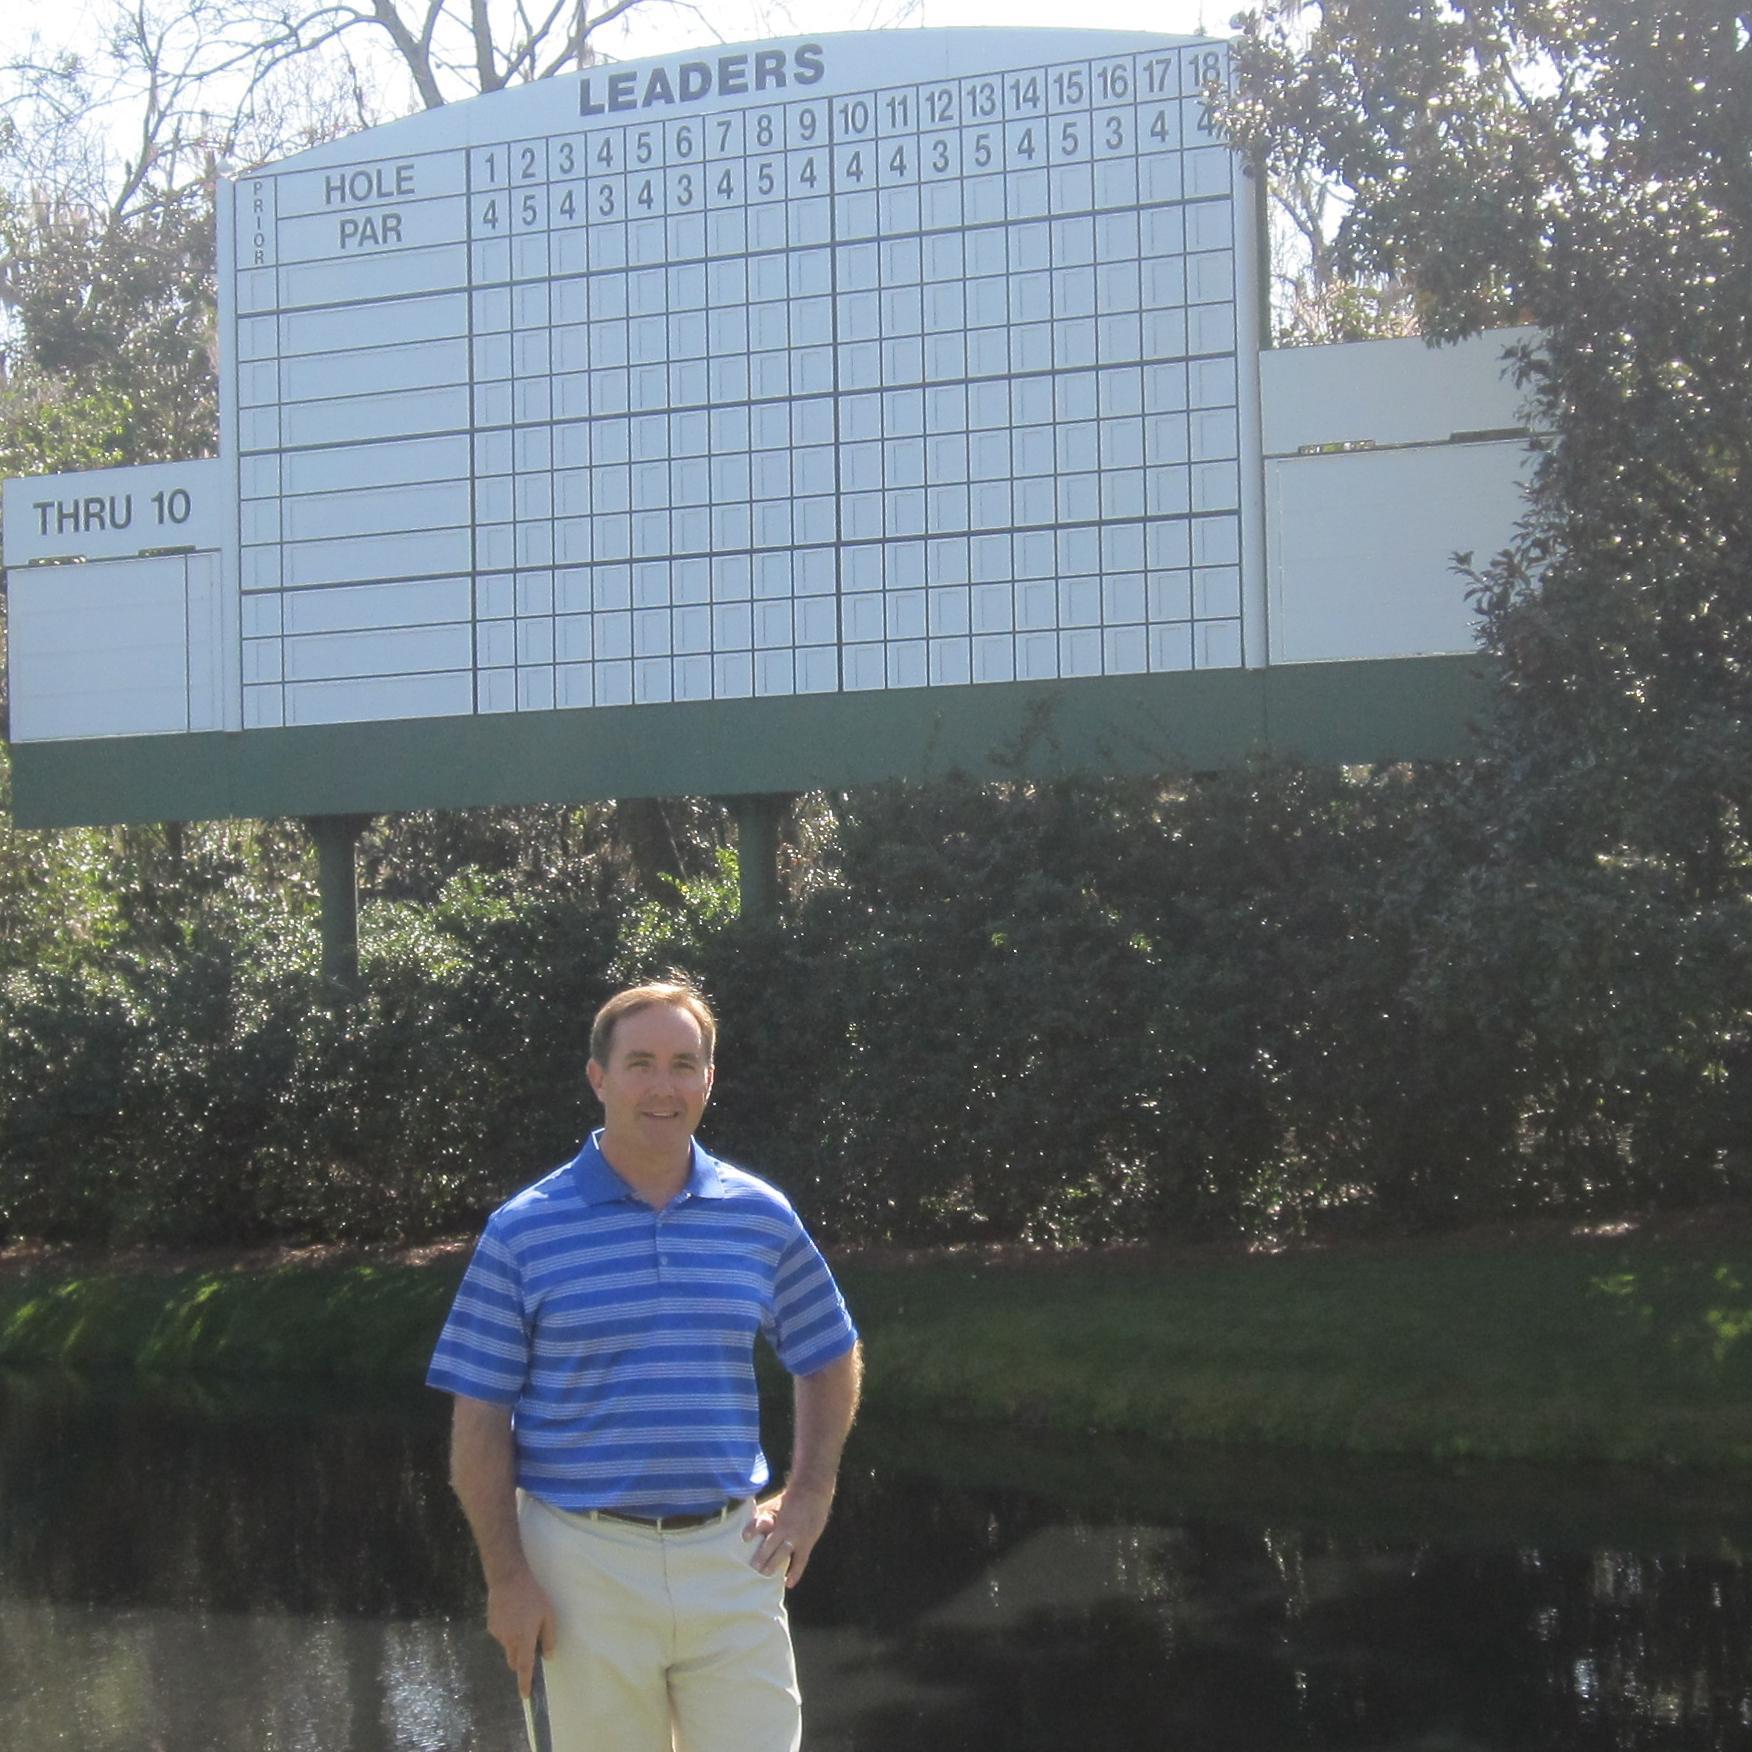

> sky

[
  {"left": 1, "top": 0, "right": 1224, "bottom": 76},
  {"left": 605, "top": 0, "right": 1222, "bottom": 53}
]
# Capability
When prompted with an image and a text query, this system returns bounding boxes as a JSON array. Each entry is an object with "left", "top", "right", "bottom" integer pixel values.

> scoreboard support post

[
  {"left": 731, "top": 793, "right": 787, "bottom": 922},
  {"left": 308, "top": 813, "right": 372, "bottom": 1000}
]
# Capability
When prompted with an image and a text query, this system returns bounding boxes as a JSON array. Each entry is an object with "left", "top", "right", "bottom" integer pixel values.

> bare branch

[
  {"left": 364, "top": 0, "right": 446, "bottom": 108},
  {"left": 469, "top": 0, "right": 500, "bottom": 92},
  {"left": 503, "top": 0, "right": 577, "bottom": 85}
]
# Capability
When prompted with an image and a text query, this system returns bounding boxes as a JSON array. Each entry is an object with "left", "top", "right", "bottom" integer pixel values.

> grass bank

[{"left": 3, "top": 1219, "right": 1750, "bottom": 1468}]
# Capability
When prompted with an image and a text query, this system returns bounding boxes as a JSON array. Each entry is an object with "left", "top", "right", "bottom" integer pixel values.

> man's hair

[{"left": 590, "top": 980, "right": 718, "bottom": 1068}]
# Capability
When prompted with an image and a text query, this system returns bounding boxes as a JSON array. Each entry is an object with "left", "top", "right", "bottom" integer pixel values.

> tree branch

[
  {"left": 469, "top": 0, "right": 499, "bottom": 93},
  {"left": 371, "top": 0, "right": 447, "bottom": 108}
]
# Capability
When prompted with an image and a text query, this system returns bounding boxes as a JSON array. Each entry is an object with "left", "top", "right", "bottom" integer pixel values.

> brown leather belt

[{"left": 590, "top": 1501, "right": 738, "bottom": 1532}]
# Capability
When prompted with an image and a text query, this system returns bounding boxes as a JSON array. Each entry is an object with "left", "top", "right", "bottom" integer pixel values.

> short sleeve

[
  {"left": 426, "top": 1227, "right": 531, "bottom": 1404},
  {"left": 768, "top": 1221, "right": 858, "bottom": 1376}
]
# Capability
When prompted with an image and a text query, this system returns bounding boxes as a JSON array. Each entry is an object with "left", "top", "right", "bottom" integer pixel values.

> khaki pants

[{"left": 518, "top": 1493, "right": 801, "bottom": 1752}]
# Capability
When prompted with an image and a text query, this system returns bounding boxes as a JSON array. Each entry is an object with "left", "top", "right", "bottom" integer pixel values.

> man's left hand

[{"left": 743, "top": 1483, "right": 833, "bottom": 1589}]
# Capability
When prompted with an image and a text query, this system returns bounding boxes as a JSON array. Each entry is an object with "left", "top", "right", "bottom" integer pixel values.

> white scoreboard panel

[{"left": 221, "top": 28, "right": 1262, "bottom": 733}]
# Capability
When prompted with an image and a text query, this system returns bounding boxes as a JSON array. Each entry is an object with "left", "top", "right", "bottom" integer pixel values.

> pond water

[{"left": 1, "top": 1369, "right": 1749, "bottom": 1750}]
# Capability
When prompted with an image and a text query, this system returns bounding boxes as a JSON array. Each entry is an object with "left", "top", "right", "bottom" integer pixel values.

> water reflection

[
  {"left": 0, "top": 1604, "right": 500, "bottom": 1751},
  {"left": 1, "top": 1370, "right": 1749, "bottom": 1749}
]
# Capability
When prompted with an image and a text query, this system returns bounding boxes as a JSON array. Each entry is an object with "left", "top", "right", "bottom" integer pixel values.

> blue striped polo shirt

[{"left": 427, "top": 1132, "right": 858, "bottom": 1516}]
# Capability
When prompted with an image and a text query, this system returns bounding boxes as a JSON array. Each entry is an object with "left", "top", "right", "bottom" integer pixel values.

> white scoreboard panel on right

[{"left": 223, "top": 28, "right": 1263, "bottom": 732}]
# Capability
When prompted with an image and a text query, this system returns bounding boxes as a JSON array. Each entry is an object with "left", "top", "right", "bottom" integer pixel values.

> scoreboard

[
  {"left": 220, "top": 27, "right": 1262, "bottom": 733},
  {"left": 6, "top": 28, "right": 1512, "bottom": 828}
]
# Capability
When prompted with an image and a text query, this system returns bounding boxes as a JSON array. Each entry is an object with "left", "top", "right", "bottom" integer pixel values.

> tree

[
  {"left": 0, "top": 2, "right": 361, "bottom": 721},
  {"left": 1267, "top": 164, "right": 1420, "bottom": 344},
  {"left": 1230, "top": 1, "right": 1752, "bottom": 1203},
  {"left": 0, "top": 184, "right": 217, "bottom": 472},
  {"left": 237, "top": 0, "right": 653, "bottom": 109}
]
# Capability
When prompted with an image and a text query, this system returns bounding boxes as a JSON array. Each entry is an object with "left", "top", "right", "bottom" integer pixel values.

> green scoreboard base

[{"left": 7, "top": 654, "right": 1489, "bottom": 829}]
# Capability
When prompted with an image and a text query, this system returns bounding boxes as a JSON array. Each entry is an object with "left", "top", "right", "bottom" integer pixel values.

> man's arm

[
  {"left": 449, "top": 1394, "right": 555, "bottom": 1698},
  {"left": 745, "top": 1341, "right": 863, "bottom": 1589}
]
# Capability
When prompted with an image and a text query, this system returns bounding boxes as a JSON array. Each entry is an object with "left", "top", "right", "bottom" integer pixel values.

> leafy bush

[{"left": 0, "top": 769, "right": 1744, "bottom": 1249}]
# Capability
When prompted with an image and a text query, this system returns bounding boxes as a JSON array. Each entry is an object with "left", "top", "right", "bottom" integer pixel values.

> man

[{"left": 428, "top": 979, "right": 862, "bottom": 1752}]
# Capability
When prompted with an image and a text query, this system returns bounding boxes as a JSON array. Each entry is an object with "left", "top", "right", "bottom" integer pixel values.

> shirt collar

[{"left": 569, "top": 1130, "right": 728, "bottom": 1205}]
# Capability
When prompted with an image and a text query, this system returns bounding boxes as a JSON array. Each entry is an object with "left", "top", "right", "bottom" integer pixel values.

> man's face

[{"left": 587, "top": 1001, "right": 714, "bottom": 1155}]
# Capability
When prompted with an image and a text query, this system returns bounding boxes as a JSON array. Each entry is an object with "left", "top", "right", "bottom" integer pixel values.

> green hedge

[{"left": 0, "top": 766, "right": 1746, "bottom": 1248}]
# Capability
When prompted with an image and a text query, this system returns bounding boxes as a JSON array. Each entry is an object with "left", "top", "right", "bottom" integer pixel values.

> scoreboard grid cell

[{"left": 227, "top": 37, "right": 1253, "bottom": 732}]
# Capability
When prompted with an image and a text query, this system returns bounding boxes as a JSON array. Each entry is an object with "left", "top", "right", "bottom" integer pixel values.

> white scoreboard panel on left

[
  {"left": 220, "top": 26, "right": 1261, "bottom": 732},
  {"left": 3, "top": 459, "right": 230, "bottom": 742}
]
